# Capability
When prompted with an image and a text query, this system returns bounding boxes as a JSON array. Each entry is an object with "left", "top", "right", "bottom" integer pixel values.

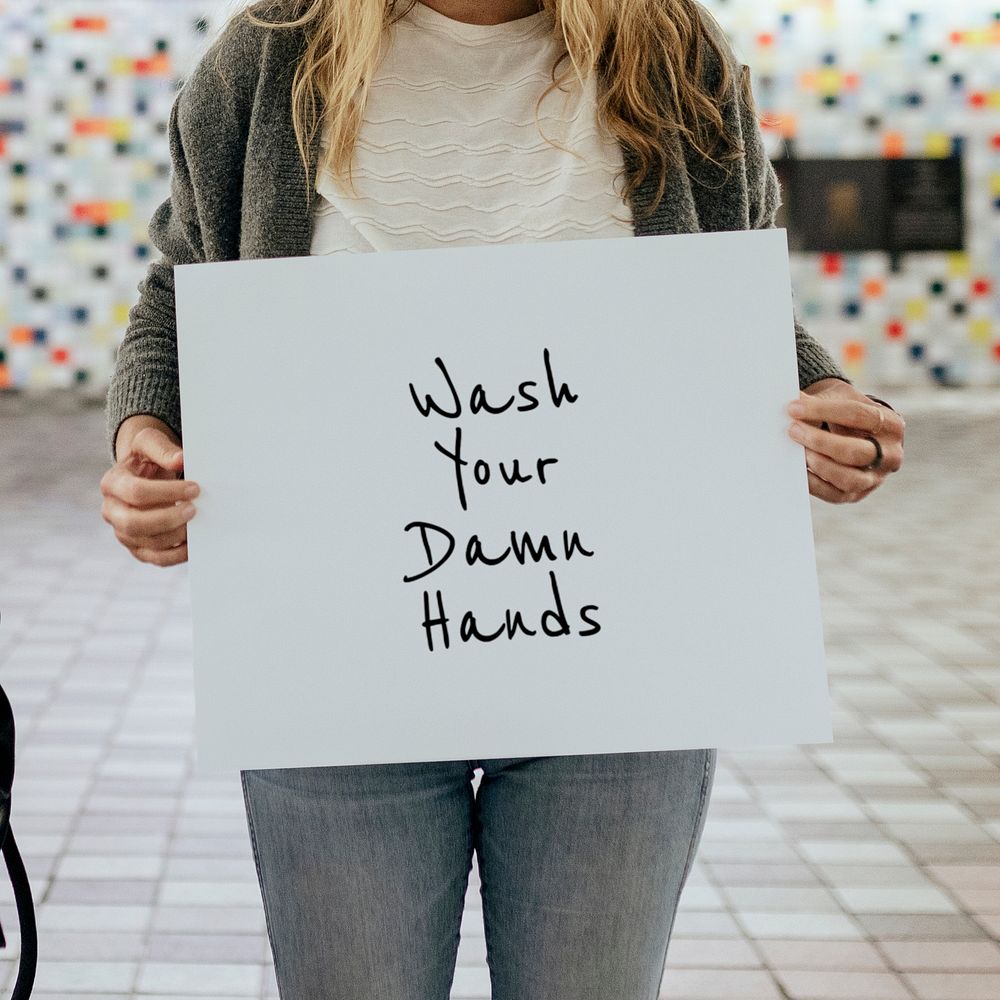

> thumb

[{"left": 130, "top": 428, "right": 184, "bottom": 474}]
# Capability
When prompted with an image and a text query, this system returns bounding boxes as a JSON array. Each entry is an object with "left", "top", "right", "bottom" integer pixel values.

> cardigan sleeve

[
  {"left": 104, "top": 15, "right": 262, "bottom": 462},
  {"left": 733, "top": 62, "right": 851, "bottom": 390}
]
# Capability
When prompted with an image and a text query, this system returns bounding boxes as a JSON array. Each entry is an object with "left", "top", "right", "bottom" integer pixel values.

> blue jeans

[{"left": 241, "top": 750, "right": 716, "bottom": 999}]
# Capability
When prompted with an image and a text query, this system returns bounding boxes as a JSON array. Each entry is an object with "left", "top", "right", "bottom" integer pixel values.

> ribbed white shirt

[{"left": 309, "top": 0, "right": 634, "bottom": 255}]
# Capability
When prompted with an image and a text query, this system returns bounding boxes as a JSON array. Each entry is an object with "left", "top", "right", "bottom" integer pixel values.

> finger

[
  {"left": 115, "top": 522, "right": 188, "bottom": 552},
  {"left": 101, "top": 466, "right": 199, "bottom": 506},
  {"left": 883, "top": 442, "right": 904, "bottom": 474},
  {"left": 790, "top": 392, "right": 829, "bottom": 429},
  {"left": 806, "top": 470, "right": 850, "bottom": 504},
  {"left": 128, "top": 426, "right": 185, "bottom": 473},
  {"left": 790, "top": 397, "right": 905, "bottom": 439},
  {"left": 804, "top": 448, "right": 880, "bottom": 497},
  {"left": 103, "top": 495, "right": 196, "bottom": 538},
  {"left": 826, "top": 422, "right": 868, "bottom": 438},
  {"left": 130, "top": 543, "right": 189, "bottom": 568},
  {"left": 790, "top": 421, "right": 881, "bottom": 468}
]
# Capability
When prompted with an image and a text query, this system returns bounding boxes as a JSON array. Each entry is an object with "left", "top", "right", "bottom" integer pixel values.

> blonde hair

[{"left": 228, "top": 0, "right": 746, "bottom": 221}]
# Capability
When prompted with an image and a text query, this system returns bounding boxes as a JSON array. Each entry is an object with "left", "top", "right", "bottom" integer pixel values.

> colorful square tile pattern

[
  {"left": 710, "top": 0, "right": 1000, "bottom": 386},
  {"left": 1, "top": 1, "right": 999, "bottom": 389},
  {"left": 0, "top": 0, "right": 224, "bottom": 392}
]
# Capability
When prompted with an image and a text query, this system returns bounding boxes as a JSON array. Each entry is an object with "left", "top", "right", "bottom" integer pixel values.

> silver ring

[{"left": 862, "top": 435, "right": 883, "bottom": 471}]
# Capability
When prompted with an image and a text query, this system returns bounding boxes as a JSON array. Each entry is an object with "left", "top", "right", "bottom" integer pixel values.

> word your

[{"left": 434, "top": 426, "right": 558, "bottom": 511}]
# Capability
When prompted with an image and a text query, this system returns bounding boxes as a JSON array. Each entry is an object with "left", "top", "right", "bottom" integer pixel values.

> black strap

[
  {"left": 0, "top": 686, "right": 12, "bottom": 807},
  {"left": 1, "top": 681, "right": 37, "bottom": 999},
  {"left": 2, "top": 832, "right": 36, "bottom": 1000}
]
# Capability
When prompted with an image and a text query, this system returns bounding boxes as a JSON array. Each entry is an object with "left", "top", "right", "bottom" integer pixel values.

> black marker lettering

[
  {"left": 434, "top": 425, "right": 468, "bottom": 511},
  {"left": 578, "top": 604, "right": 601, "bottom": 636},
  {"left": 505, "top": 609, "right": 538, "bottom": 638},
  {"left": 517, "top": 380, "right": 539, "bottom": 411},
  {"left": 421, "top": 589, "right": 450, "bottom": 651},
  {"left": 563, "top": 530, "right": 595, "bottom": 560},
  {"left": 410, "top": 357, "right": 462, "bottom": 418},
  {"left": 403, "top": 522, "right": 455, "bottom": 583},
  {"left": 460, "top": 610, "right": 505, "bottom": 644},
  {"left": 509, "top": 531, "right": 557, "bottom": 565},
  {"left": 544, "top": 348, "right": 578, "bottom": 408},
  {"left": 498, "top": 459, "right": 532, "bottom": 486},
  {"left": 540, "top": 570, "right": 572, "bottom": 637},
  {"left": 536, "top": 457, "right": 558, "bottom": 484},
  {"left": 470, "top": 383, "right": 515, "bottom": 415}
]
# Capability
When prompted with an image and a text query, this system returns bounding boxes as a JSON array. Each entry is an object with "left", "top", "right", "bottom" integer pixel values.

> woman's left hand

[{"left": 786, "top": 377, "right": 905, "bottom": 504}]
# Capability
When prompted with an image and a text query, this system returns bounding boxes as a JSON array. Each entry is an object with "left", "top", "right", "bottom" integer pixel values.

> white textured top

[{"left": 309, "top": 0, "right": 633, "bottom": 255}]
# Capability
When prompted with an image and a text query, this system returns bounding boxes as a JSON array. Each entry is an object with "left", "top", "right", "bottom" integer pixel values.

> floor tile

[
  {"left": 832, "top": 887, "right": 959, "bottom": 915},
  {"left": 737, "top": 912, "right": 863, "bottom": 941},
  {"left": 665, "top": 938, "right": 762, "bottom": 969},
  {"left": 134, "top": 962, "right": 261, "bottom": 995},
  {"left": 858, "top": 914, "right": 989, "bottom": 941},
  {"left": 755, "top": 939, "right": 888, "bottom": 971},
  {"left": 4, "top": 394, "right": 1000, "bottom": 1000},
  {"left": 903, "top": 973, "right": 1000, "bottom": 1000},
  {"left": 32, "top": 961, "right": 137, "bottom": 993},
  {"left": 879, "top": 940, "right": 1000, "bottom": 972},
  {"left": 775, "top": 969, "right": 912, "bottom": 1000},
  {"left": 658, "top": 968, "right": 781, "bottom": 999}
]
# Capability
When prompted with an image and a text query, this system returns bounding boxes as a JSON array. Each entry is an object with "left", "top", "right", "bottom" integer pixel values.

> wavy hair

[{"left": 225, "top": 0, "right": 747, "bottom": 221}]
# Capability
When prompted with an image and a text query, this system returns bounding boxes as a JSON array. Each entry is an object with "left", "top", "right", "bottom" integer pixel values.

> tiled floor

[{"left": 0, "top": 392, "right": 998, "bottom": 999}]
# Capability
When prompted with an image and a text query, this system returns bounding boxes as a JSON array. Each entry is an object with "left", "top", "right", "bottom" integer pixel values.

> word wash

[{"left": 404, "top": 350, "right": 601, "bottom": 652}]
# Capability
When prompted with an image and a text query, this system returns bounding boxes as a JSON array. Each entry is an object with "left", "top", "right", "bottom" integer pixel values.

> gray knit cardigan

[{"left": 105, "top": 4, "right": 848, "bottom": 460}]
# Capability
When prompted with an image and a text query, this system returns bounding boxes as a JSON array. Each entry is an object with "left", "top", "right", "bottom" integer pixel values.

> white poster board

[{"left": 175, "top": 230, "right": 831, "bottom": 771}]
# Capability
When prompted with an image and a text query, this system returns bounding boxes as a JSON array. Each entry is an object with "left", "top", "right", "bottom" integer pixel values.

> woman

[{"left": 100, "top": 2, "right": 905, "bottom": 997}]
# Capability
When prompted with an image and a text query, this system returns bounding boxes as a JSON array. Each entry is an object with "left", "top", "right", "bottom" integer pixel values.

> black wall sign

[{"left": 773, "top": 156, "right": 965, "bottom": 253}]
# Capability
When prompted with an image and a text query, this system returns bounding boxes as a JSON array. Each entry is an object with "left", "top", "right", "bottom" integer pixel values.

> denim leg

[
  {"left": 241, "top": 760, "right": 476, "bottom": 1000},
  {"left": 474, "top": 749, "right": 716, "bottom": 1000}
]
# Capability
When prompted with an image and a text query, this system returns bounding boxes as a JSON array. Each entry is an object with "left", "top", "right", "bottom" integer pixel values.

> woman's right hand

[{"left": 100, "top": 415, "right": 200, "bottom": 567}]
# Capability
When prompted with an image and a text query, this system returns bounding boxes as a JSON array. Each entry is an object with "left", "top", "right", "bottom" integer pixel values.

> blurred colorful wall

[
  {"left": 717, "top": 1, "right": 1000, "bottom": 388},
  {"left": 1, "top": 0, "right": 998, "bottom": 394}
]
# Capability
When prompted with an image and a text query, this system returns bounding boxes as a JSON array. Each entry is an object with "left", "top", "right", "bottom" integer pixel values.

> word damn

[
  {"left": 419, "top": 571, "right": 601, "bottom": 651},
  {"left": 402, "top": 522, "right": 594, "bottom": 583}
]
